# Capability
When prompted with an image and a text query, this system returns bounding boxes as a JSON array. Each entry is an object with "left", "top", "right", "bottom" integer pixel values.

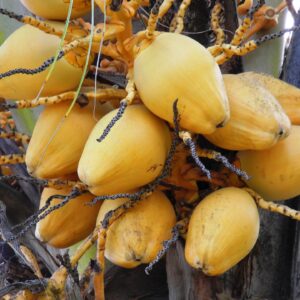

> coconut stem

[
  {"left": 94, "top": 230, "right": 105, "bottom": 300},
  {"left": 210, "top": 2, "right": 225, "bottom": 45},
  {"left": 174, "top": 0, "right": 193, "bottom": 34},
  {"left": 0, "top": 36, "right": 92, "bottom": 80},
  {"left": 0, "top": 87, "right": 127, "bottom": 110},
  {"left": 0, "top": 154, "right": 25, "bottom": 165},
  {"left": 146, "top": 0, "right": 169, "bottom": 38},
  {"left": 7, "top": 188, "right": 86, "bottom": 242},
  {"left": 0, "top": 175, "right": 86, "bottom": 190},
  {"left": 96, "top": 70, "right": 135, "bottom": 143},
  {"left": 0, "top": 8, "right": 64, "bottom": 37},
  {"left": 197, "top": 148, "right": 249, "bottom": 180},
  {"left": 12, "top": 194, "right": 66, "bottom": 231},
  {"left": 245, "top": 187, "right": 300, "bottom": 221},
  {"left": 0, "top": 131, "right": 30, "bottom": 144},
  {"left": 179, "top": 131, "right": 211, "bottom": 179},
  {"left": 145, "top": 217, "right": 189, "bottom": 274},
  {"left": 0, "top": 51, "right": 65, "bottom": 79},
  {"left": 255, "top": 25, "right": 300, "bottom": 46}
]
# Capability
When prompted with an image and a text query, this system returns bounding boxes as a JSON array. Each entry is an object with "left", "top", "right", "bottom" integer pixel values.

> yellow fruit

[
  {"left": 239, "top": 72, "right": 300, "bottom": 125},
  {"left": 35, "top": 186, "right": 101, "bottom": 248},
  {"left": 97, "top": 190, "right": 176, "bottom": 268},
  {"left": 26, "top": 101, "right": 111, "bottom": 179},
  {"left": 78, "top": 105, "right": 171, "bottom": 195},
  {"left": 204, "top": 74, "right": 291, "bottom": 150},
  {"left": 134, "top": 32, "right": 230, "bottom": 134},
  {"left": 238, "top": 125, "right": 300, "bottom": 201},
  {"left": 20, "top": 0, "right": 90, "bottom": 20},
  {"left": 0, "top": 24, "right": 88, "bottom": 100},
  {"left": 185, "top": 187, "right": 260, "bottom": 275}
]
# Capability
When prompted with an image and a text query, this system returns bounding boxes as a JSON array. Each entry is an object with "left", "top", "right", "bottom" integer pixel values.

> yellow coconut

[
  {"left": 185, "top": 187, "right": 260, "bottom": 276},
  {"left": 238, "top": 125, "right": 300, "bottom": 201},
  {"left": 97, "top": 190, "right": 176, "bottom": 268},
  {"left": 239, "top": 72, "right": 300, "bottom": 125},
  {"left": 35, "top": 186, "right": 101, "bottom": 249},
  {"left": 0, "top": 24, "right": 89, "bottom": 100},
  {"left": 204, "top": 74, "right": 291, "bottom": 150},
  {"left": 26, "top": 100, "right": 112, "bottom": 179},
  {"left": 20, "top": 0, "right": 90, "bottom": 20},
  {"left": 78, "top": 104, "right": 171, "bottom": 195},
  {"left": 133, "top": 32, "right": 230, "bottom": 134}
]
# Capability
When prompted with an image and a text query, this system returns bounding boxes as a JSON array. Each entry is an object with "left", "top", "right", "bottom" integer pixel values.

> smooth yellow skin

[
  {"left": 238, "top": 125, "right": 300, "bottom": 201},
  {"left": 185, "top": 187, "right": 260, "bottom": 276},
  {"left": 97, "top": 190, "right": 176, "bottom": 268},
  {"left": 26, "top": 101, "right": 112, "bottom": 179},
  {"left": 0, "top": 24, "right": 84, "bottom": 100},
  {"left": 35, "top": 187, "right": 101, "bottom": 249},
  {"left": 134, "top": 32, "right": 230, "bottom": 134},
  {"left": 240, "top": 72, "right": 300, "bottom": 125},
  {"left": 204, "top": 74, "right": 291, "bottom": 150},
  {"left": 20, "top": 0, "right": 90, "bottom": 20},
  {"left": 78, "top": 105, "right": 171, "bottom": 195}
]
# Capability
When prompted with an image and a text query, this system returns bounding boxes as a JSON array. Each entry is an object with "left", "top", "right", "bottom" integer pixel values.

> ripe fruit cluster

[{"left": 1, "top": 0, "right": 300, "bottom": 299}]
